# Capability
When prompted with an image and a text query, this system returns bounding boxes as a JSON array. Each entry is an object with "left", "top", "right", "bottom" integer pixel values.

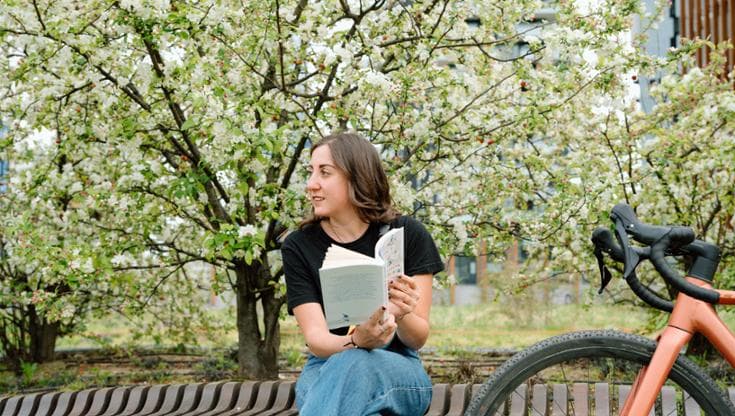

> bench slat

[
  {"left": 660, "top": 385, "right": 677, "bottom": 416},
  {"left": 85, "top": 387, "right": 115, "bottom": 416},
  {"left": 257, "top": 381, "right": 296, "bottom": 416},
  {"left": 593, "top": 383, "right": 610, "bottom": 416},
  {"left": 6, "top": 380, "right": 727, "bottom": 416},
  {"left": 571, "top": 383, "right": 588, "bottom": 416},
  {"left": 14, "top": 392, "right": 40, "bottom": 416},
  {"left": 99, "top": 387, "right": 131, "bottom": 416},
  {"left": 34, "top": 392, "right": 61, "bottom": 416},
  {"left": 146, "top": 383, "right": 185, "bottom": 416},
  {"left": 683, "top": 391, "right": 701, "bottom": 416},
  {"left": 48, "top": 392, "right": 76, "bottom": 416},
  {"left": 468, "top": 384, "right": 505, "bottom": 416},
  {"left": 507, "top": 383, "right": 528, "bottom": 416},
  {"left": 167, "top": 383, "right": 203, "bottom": 415},
  {"left": 116, "top": 386, "right": 150, "bottom": 416},
  {"left": 531, "top": 384, "right": 547, "bottom": 416},
  {"left": 618, "top": 384, "right": 630, "bottom": 415},
  {"left": 0, "top": 395, "right": 22, "bottom": 416},
  {"left": 196, "top": 381, "right": 250, "bottom": 416},
  {"left": 178, "top": 381, "right": 224, "bottom": 416},
  {"left": 66, "top": 388, "right": 98, "bottom": 416},
  {"left": 221, "top": 380, "right": 278, "bottom": 416},
  {"left": 445, "top": 383, "right": 471, "bottom": 416},
  {"left": 131, "top": 384, "right": 167, "bottom": 415},
  {"left": 551, "top": 384, "right": 568, "bottom": 416},
  {"left": 424, "top": 383, "right": 449, "bottom": 416},
  {"left": 268, "top": 384, "right": 299, "bottom": 416}
]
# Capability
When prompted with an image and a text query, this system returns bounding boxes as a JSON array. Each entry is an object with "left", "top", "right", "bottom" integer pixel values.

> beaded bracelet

[{"left": 343, "top": 334, "right": 360, "bottom": 349}]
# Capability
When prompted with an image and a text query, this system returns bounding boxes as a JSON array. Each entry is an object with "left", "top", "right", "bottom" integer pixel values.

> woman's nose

[{"left": 306, "top": 174, "right": 319, "bottom": 190}]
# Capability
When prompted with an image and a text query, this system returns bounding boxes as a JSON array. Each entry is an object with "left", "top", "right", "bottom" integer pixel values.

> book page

[
  {"left": 321, "top": 244, "right": 377, "bottom": 267},
  {"left": 374, "top": 227, "right": 404, "bottom": 282},
  {"left": 319, "top": 265, "right": 385, "bottom": 329}
]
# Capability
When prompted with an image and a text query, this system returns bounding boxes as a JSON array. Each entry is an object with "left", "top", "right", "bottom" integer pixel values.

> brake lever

[
  {"left": 613, "top": 217, "right": 641, "bottom": 280},
  {"left": 594, "top": 246, "right": 613, "bottom": 294}
]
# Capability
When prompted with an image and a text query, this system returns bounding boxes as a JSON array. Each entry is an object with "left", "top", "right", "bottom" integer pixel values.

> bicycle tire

[{"left": 465, "top": 330, "right": 735, "bottom": 415}]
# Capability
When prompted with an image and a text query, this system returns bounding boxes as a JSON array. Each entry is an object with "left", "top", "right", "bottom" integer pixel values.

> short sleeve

[
  {"left": 282, "top": 233, "right": 322, "bottom": 314},
  {"left": 398, "top": 216, "right": 444, "bottom": 276}
]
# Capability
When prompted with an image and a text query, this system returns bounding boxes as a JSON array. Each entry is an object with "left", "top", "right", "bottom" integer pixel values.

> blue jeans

[{"left": 295, "top": 346, "right": 432, "bottom": 416}]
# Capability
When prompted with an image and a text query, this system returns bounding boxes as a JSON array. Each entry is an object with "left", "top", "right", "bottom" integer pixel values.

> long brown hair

[{"left": 300, "top": 132, "right": 399, "bottom": 228}]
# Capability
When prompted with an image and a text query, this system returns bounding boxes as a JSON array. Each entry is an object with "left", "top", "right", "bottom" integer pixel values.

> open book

[{"left": 319, "top": 227, "right": 404, "bottom": 329}]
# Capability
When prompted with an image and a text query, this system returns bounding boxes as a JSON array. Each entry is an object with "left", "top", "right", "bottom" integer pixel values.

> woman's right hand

[{"left": 352, "top": 307, "right": 396, "bottom": 349}]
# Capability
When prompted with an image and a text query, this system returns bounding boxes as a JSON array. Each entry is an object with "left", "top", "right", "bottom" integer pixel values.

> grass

[
  {"left": 424, "top": 301, "right": 650, "bottom": 350},
  {"left": 11, "top": 298, "right": 735, "bottom": 392},
  {"left": 276, "top": 301, "right": 652, "bottom": 355},
  {"left": 55, "top": 301, "right": 652, "bottom": 353},
  {"left": 2, "top": 300, "right": 656, "bottom": 392}
]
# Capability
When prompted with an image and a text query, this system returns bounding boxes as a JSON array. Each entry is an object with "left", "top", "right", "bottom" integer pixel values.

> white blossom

[{"left": 238, "top": 225, "right": 257, "bottom": 238}]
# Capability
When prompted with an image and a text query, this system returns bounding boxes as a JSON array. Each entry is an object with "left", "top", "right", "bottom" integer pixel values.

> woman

[{"left": 281, "top": 132, "right": 444, "bottom": 416}]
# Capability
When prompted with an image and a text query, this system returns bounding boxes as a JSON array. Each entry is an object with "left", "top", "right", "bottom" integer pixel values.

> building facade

[{"left": 680, "top": 0, "right": 735, "bottom": 70}]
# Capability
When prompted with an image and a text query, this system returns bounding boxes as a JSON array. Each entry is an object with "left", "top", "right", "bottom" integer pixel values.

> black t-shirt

[{"left": 282, "top": 215, "right": 444, "bottom": 340}]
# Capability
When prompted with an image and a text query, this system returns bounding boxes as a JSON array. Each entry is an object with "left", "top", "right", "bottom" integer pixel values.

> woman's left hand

[{"left": 388, "top": 274, "right": 419, "bottom": 321}]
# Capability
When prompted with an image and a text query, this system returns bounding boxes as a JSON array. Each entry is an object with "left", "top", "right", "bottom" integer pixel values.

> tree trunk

[
  {"left": 235, "top": 262, "right": 281, "bottom": 379},
  {"left": 260, "top": 281, "right": 281, "bottom": 377},
  {"left": 28, "top": 306, "right": 60, "bottom": 362},
  {"left": 1, "top": 305, "right": 61, "bottom": 374}
]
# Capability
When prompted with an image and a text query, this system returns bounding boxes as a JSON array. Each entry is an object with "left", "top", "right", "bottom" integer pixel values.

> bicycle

[{"left": 464, "top": 203, "right": 735, "bottom": 415}]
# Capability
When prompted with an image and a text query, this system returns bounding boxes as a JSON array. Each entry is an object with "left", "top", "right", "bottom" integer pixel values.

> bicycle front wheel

[{"left": 465, "top": 330, "right": 735, "bottom": 416}]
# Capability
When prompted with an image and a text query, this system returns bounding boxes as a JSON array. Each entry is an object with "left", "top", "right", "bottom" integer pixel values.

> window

[{"left": 454, "top": 256, "right": 477, "bottom": 284}]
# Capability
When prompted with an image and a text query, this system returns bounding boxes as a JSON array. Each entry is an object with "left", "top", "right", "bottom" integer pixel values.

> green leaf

[{"left": 181, "top": 119, "right": 196, "bottom": 131}]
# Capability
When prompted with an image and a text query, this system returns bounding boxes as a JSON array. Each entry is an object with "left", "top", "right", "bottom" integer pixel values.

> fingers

[
  {"left": 390, "top": 283, "right": 419, "bottom": 301},
  {"left": 389, "top": 275, "right": 420, "bottom": 323},
  {"left": 356, "top": 279, "right": 418, "bottom": 349},
  {"left": 389, "top": 288, "right": 418, "bottom": 308},
  {"left": 372, "top": 308, "right": 396, "bottom": 334},
  {"left": 389, "top": 276, "right": 420, "bottom": 305},
  {"left": 377, "top": 314, "right": 397, "bottom": 342},
  {"left": 391, "top": 275, "right": 418, "bottom": 296},
  {"left": 355, "top": 307, "right": 396, "bottom": 349},
  {"left": 368, "top": 306, "right": 386, "bottom": 325},
  {"left": 382, "top": 313, "right": 396, "bottom": 331},
  {"left": 398, "top": 274, "right": 417, "bottom": 290}
]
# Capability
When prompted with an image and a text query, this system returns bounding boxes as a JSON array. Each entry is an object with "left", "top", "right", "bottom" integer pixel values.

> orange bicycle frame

[{"left": 620, "top": 277, "right": 735, "bottom": 415}]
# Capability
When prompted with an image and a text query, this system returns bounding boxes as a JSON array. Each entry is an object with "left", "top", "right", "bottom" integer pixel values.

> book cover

[{"left": 319, "top": 227, "right": 404, "bottom": 329}]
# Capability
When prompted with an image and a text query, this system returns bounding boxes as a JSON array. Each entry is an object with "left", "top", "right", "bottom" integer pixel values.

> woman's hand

[
  {"left": 352, "top": 307, "right": 396, "bottom": 349},
  {"left": 388, "top": 275, "right": 420, "bottom": 321}
]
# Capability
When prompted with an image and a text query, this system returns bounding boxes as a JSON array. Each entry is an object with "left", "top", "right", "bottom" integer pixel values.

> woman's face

[{"left": 306, "top": 145, "right": 353, "bottom": 219}]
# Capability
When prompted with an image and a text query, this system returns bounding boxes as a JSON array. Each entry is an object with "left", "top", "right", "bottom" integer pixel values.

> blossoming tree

[
  {"left": 0, "top": 142, "right": 93, "bottom": 372},
  {"left": 2, "top": 0, "right": 733, "bottom": 378},
  {"left": 0, "top": 130, "right": 225, "bottom": 372}
]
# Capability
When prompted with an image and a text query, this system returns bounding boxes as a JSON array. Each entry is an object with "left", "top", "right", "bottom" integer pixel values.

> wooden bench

[
  {"left": 489, "top": 383, "right": 735, "bottom": 416},
  {"left": 2, "top": 381, "right": 734, "bottom": 415}
]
